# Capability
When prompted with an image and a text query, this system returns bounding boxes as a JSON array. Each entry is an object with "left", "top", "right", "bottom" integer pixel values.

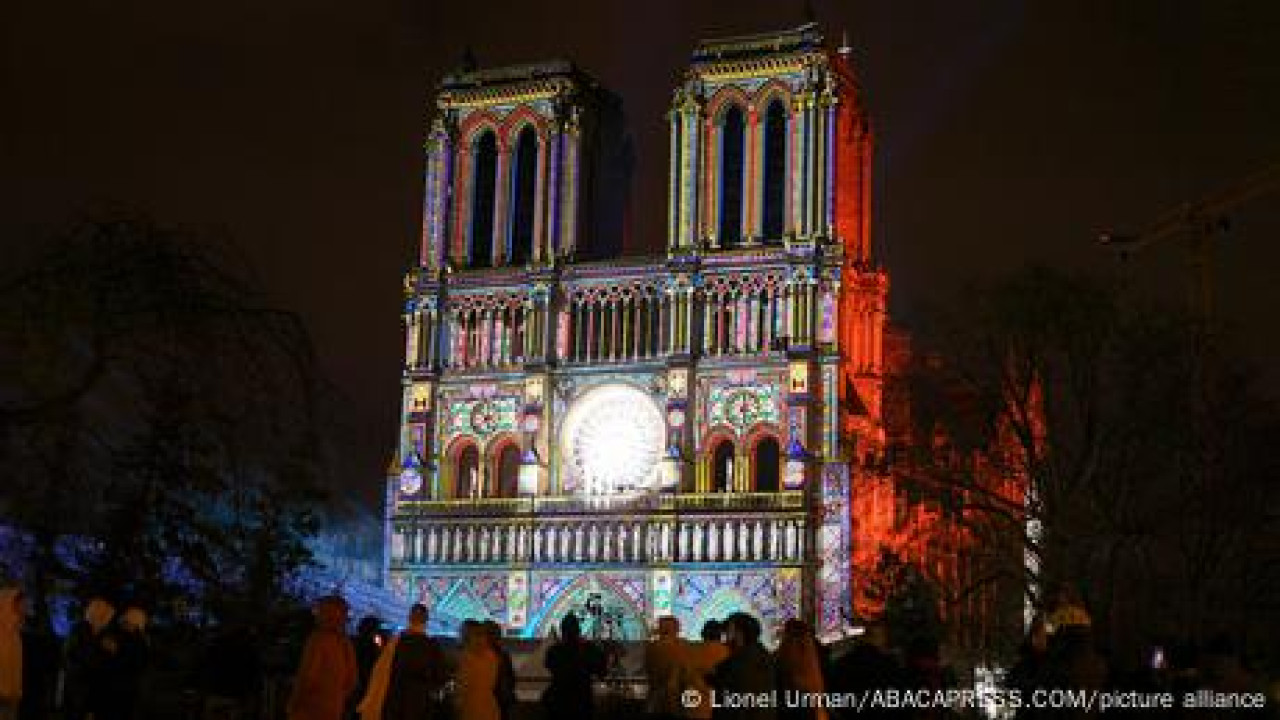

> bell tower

[
  {"left": 420, "top": 61, "right": 626, "bottom": 272},
  {"left": 666, "top": 22, "right": 872, "bottom": 259}
]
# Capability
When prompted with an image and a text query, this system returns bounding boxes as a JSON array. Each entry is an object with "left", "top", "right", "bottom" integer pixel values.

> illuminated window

[
  {"left": 753, "top": 436, "right": 780, "bottom": 493},
  {"left": 509, "top": 127, "right": 537, "bottom": 264},
  {"left": 495, "top": 443, "right": 521, "bottom": 498},
  {"left": 712, "top": 440, "right": 735, "bottom": 493},
  {"left": 562, "top": 384, "right": 665, "bottom": 495},
  {"left": 761, "top": 99, "right": 788, "bottom": 242},
  {"left": 718, "top": 106, "right": 745, "bottom": 247},
  {"left": 469, "top": 131, "right": 497, "bottom": 268},
  {"left": 455, "top": 444, "right": 480, "bottom": 498}
]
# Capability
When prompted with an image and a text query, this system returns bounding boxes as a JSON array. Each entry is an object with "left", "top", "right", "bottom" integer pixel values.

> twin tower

[
  {"left": 418, "top": 22, "right": 873, "bottom": 269},
  {"left": 391, "top": 23, "right": 887, "bottom": 643}
]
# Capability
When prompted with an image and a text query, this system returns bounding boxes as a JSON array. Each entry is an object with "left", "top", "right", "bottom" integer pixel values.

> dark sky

[{"left": 4, "top": 0, "right": 1279, "bottom": 505}]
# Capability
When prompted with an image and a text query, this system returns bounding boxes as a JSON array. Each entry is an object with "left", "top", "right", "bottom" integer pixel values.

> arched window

[
  {"left": 454, "top": 444, "right": 480, "bottom": 499},
  {"left": 509, "top": 127, "right": 538, "bottom": 264},
  {"left": 761, "top": 99, "right": 788, "bottom": 242},
  {"left": 712, "top": 441, "right": 735, "bottom": 493},
  {"left": 495, "top": 443, "right": 521, "bottom": 498},
  {"left": 718, "top": 106, "right": 746, "bottom": 247},
  {"left": 468, "top": 131, "right": 497, "bottom": 268},
  {"left": 753, "top": 436, "right": 781, "bottom": 493}
]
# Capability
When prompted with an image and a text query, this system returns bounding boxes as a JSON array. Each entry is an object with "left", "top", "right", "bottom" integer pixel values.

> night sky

[{"left": 5, "top": 0, "right": 1279, "bottom": 506}]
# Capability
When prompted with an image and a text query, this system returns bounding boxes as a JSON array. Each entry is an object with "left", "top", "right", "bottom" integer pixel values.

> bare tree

[
  {"left": 896, "top": 266, "right": 1280, "bottom": 662},
  {"left": 0, "top": 215, "right": 344, "bottom": 620}
]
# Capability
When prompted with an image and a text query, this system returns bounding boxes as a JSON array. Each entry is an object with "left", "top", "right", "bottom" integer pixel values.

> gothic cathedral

[{"left": 387, "top": 23, "right": 885, "bottom": 643}]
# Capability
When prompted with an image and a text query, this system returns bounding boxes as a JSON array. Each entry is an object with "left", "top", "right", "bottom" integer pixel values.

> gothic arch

[
  {"left": 488, "top": 433, "right": 522, "bottom": 498},
  {"left": 751, "top": 79, "right": 794, "bottom": 113},
  {"left": 705, "top": 86, "right": 751, "bottom": 122},
  {"left": 717, "top": 105, "right": 747, "bottom": 247},
  {"left": 499, "top": 106, "right": 549, "bottom": 145},
  {"left": 466, "top": 129, "right": 499, "bottom": 268},
  {"left": 531, "top": 574, "right": 648, "bottom": 641},
  {"left": 508, "top": 126, "right": 539, "bottom": 265},
  {"left": 744, "top": 428, "right": 782, "bottom": 493},
  {"left": 458, "top": 110, "right": 502, "bottom": 143},
  {"left": 758, "top": 94, "right": 790, "bottom": 243},
  {"left": 688, "top": 586, "right": 774, "bottom": 646},
  {"left": 706, "top": 434, "right": 736, "bottom": 493},
  {"left": 445, "top": 435, "right": 481, "bottom": 499}
]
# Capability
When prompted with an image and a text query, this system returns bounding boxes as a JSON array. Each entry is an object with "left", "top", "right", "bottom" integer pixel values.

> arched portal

[
  {"left": 712, "top": 440, "right": 735, "bottom": 493},
  {"left": 494, "top": 442, "right": 521, "bottom": 498},
  {"left": 454, "top": 444, "right": 480, "bottom": 499},
  {"left": 753, "top": 436, "right": 781, "bottom": 493},
  {"left": 532, "top": 575, "right": 648, "bottom": 641}
]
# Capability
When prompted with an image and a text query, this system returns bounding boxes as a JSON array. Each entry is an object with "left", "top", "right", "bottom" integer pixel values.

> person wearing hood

[
  {"left": 357, "top": 603, "right": 449, "bottom": 720},
  {"left": 0, "top": 586, "right": 25, "bottom": 720},
  {"left": 97, "top": 607, "right": 149, "bottom": 720},
  {"left": 63, "top": 598, "right": 115, "bottom": 720},
  {"left": 288, "top": 596, "right": 356, "bottom": 720}
]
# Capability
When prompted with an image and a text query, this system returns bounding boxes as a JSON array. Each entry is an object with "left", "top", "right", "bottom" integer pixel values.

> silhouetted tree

[
  {"left": 902, "top": 266, "right": 1280, "bottom": 662},
  {"left": 0, "top": 215, "right": 340, "bottom": 619}
]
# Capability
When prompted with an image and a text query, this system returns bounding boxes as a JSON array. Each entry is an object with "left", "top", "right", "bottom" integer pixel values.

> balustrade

[{"left": 393, "top": 514, "right": 807, "bottom": 567}]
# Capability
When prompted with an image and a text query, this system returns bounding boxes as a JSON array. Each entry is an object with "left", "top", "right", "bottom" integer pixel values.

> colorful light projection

[{"left": 561, "top": 383, "right": 665, "bottom": 495}]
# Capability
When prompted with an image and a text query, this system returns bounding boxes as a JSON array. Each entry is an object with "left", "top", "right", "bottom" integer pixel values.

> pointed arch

[
  {"left": 747, "top": 431, "right": 782, "bottom": 493},
  {"left": 709, "top": 437, "right": 736, "bottom": 493},
  {"left": 751, "top": 79, "right": 794, "bottom": 115},
  {"left": 499, "top": 105, "right": 549, "bottom": 144},
  {"left": 452, "top": 112, "right": 501, "bottom": 263},
  {"left": 467, "top": 130, "right": 498, "bottom": 268},
  {"left": 489, "top": 433, "right": 522, "bottom": 498},
  {"left": 718, "top": 104, "right": 746, "bottom": 247},
  {"left": 688, "top": 586, "right": 773, "bottom": 646},
  {"left": 531, "top": 574, "right": 648, "bottom": 641},
  {"left": 705, "top": 86, "right": 752, "bottom": 122},
  {"left": 760, "top": 97, "right": 790, "bottom": 243},
  {"left": 458, "top": 110, "right": 502, "bottom": 142},
  {"left": 508, "top": 126, "right": 538, "bottom": 265},
  {"left": 446, "top": 436, "right": 481, "bottom": 499}
]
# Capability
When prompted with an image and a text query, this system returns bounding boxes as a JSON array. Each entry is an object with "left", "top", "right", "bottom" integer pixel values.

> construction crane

[{"left": 1098, "top": 162, "right": 1280, "bottom": 324}]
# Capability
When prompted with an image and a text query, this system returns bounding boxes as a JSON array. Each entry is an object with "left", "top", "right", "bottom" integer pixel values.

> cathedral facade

[{"left": 386, "top": 23, "right": 886, "bottom": 643}]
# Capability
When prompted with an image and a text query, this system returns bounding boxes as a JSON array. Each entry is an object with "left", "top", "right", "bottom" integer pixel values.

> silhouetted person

[
  {"left": 62, "top": 598, "right": 116, "bottom": 720},
  {"left": 543, "top": 613, "right": 606, "bottom": 720},
  {"left": 360, "top": 603, "right": 448, "bottom": 720},
  {"left": 455, "top": 620, "right": 500, "bottom": 720},
  {"left": 289, "top": 596, "right": 357, "bottom": 720},
  {"left": 827, "top": 623, "right": 901, "bottom": 720},
  {"left": 201, "top": 622, "right": 263, "bottom": 720},
  {"left": 0, "top": 587, "right": 24, "bottom": 720},
  {"left": 482, "top": 621, "right": 516, "bottom": 720},
  {"left": 685, "top": 620, "right": 731, "bottom": 720},
  {"left": 1044, "top": 626, "right": 1107, "bottom": 720},
  {"left": 901, "top": 636, "right": 947, "bottom": 720},
  {"left": 352, "top": 616, "right": 383, "bottom": 710},
  {"left": 95, "top": 607, "right": 149, "bottom": 720},
  {"left": 775, "top": 620, "right": 826, "bottom": 720},
  {"left": 709, "top": 613, "right": 776, "bottom": 720},
  {"left": 1007, "top": 619, "right": 1051, "bottom": 720},
  {"left": 644, "top": 616, "right": 689, "bottom": 720},
  {"left": 18, "top": 613, "right": 59, "bottom": 720}
]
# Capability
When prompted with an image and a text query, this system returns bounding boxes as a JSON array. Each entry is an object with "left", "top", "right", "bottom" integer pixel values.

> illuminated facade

[{"left": 387, "top": 24, "right": 884, "bottom": 642}]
